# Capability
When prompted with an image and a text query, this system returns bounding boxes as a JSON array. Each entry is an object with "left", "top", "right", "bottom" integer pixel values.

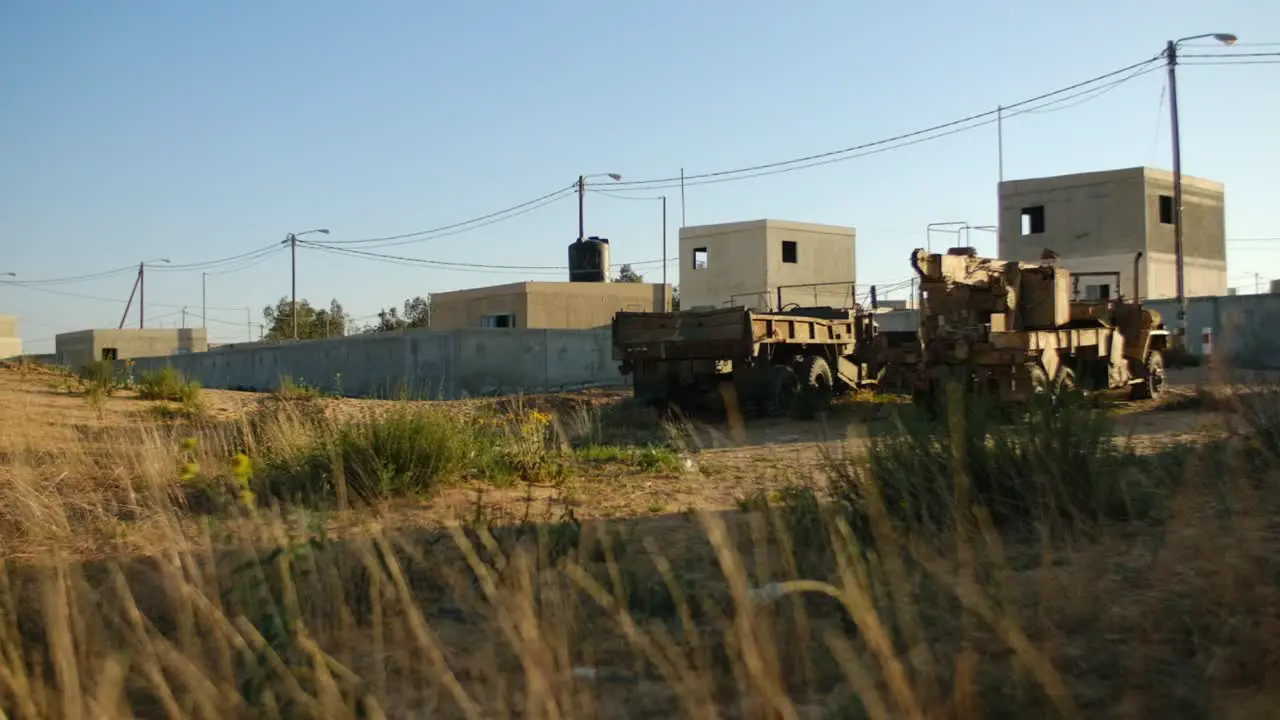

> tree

[
  {"left": 363, "top": 296, "right": 431, "bottom": 334},
  {"left": 614, "top": 264, "right": 644, "bottom": 283},
  {"left": 263, "top": 297, "right": 350, "bottom": 340}
]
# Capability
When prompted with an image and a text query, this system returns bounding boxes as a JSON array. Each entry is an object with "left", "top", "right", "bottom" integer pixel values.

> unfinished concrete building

[
  {"left": 0, "top": 316, "right": 21, "bottom": 360},
  {"left": 998, "top": 167, "right": 1226, "bottom": 301},
  {"left": 54, "top": 328, "right": 207, "bottom": 367},
  {"left": 678, "top": 219, "right": 857, "bottom": 311},
  {"left": 428, "top": 281, "right": 670, "bottom": 331}
]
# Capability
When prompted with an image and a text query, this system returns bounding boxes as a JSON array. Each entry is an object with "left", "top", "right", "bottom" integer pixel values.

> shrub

[
  {"left": 274, "top": 375, "right": 321, "bottom": 401},
  {"left": 253, "top": 405, "right": 480, "bottom": 506},
  {"left": 574, "top": 444, "right": 680, "bottom": 472},
  {"left": 828, "top": 384, "right": 1154, "bottom": 538},
  {"left": 78, "top": 360, "right": 122, "bottom": 396},
  {"left": 137, "top": 367, "right": 199, "bottom": 402}
]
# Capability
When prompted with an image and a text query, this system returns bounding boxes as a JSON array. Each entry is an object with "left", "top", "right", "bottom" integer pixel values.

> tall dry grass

[{"left": 0, "top": 377, "right": 1278, "bottom": 717}]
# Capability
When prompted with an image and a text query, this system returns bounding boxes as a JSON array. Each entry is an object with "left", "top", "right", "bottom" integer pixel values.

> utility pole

[
  {"left": 282, "top": 228, "right": 332, "bottom": 341},
  {"left": 139, "top": 262, "right": 146, "bottom": 329},
  {"left": 1165, "top": 39, "right": 1187, "bottom": 344},
  {"left": 661, "top": 195, "right": 668, "bottom": 309},
  {"left": 181, "top": 307, "right": 187, "bottom": 329},
  {"left": 576, "top": 175, "right": 586, "bottom": 241},
  {"left": 1165, "top": 32, "right": 1237, "bottom": 346},
  {"left": 286, "top": 233, "right": 298, "bottom": 339},
  {"left": 245, "top": 307, "right": 252, "bottom": 343},
  {"left": 202, "top": 272, "right": 207, "bottom": 328}
]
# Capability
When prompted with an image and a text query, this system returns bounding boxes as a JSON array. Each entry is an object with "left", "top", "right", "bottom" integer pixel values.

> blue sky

[{"left": 2, "top": 0, "right": 1278, "bottom": 351}]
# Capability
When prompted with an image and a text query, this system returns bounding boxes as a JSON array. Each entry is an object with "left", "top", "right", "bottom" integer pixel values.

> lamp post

[
  {"left": 282, "top": 228, "right": 331, "bottom": 340},
  {"left": 1166, "top": 32, "right": 1237, "bottom": 344},
  {"left": 138, "top": 258, "right": 170, "bottom": 329},
  {"left": 576, "top": 173, "right": 622, "bottom": 241},
  {"left": 926, "top": 221, "right": 967, "bottom": 253}
]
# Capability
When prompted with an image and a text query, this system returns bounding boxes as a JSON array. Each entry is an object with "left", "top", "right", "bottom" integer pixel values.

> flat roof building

[
  {"left": 998, "top": 166, "right": 1226, "bottom": 301},
  {"left": 0, "top": 316, "right": 21, "bottom": 360},
  {"left": 428, "top": 281, "right": 670, "bottom": 331},
  {"left": 54, "top": 328, "right": 208, "bottom": 368},
  {"left": 678, "top": 219, "right": 857, "bottom": 311}
]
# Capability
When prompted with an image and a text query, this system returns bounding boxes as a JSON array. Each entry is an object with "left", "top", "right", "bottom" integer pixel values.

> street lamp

[
  {"left": 576, "top": 173, "right": 622, "bottom": 241},
  {"left": 137, "top": 257, "right": 170, "bottom": 329},
  {"left": 0, "top": 272, "right": 15, "bottom": 278},
  {"left": 282, "top": 228, "right": 331, "bottom": 340},
  {"left": 1166, "top": 32, "right": 1237, "bottom": 344},
  {"left": 925, "top": 221, "right": 967, "bottom": 252}
]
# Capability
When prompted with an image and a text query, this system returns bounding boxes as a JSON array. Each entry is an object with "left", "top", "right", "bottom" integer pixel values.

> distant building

[
  {"left": 678, "top": 219, "right": 857, "bottom": 311},
  {"left": 54, "top": 328, "right": 207, "bottom": 367},
  {"left": 428, "top": 281, "right": 670, "bottom": 331},
  {"left": 0, "top": 316, "right": 21, "bottom": 360},
  {"left": 997, "top": 167, "right": 1226, "bottom": 301}
]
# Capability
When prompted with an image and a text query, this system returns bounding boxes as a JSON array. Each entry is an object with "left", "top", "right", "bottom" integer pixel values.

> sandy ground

[{"left": 0, "top": 363, "right": 1252, "bottom": 525}]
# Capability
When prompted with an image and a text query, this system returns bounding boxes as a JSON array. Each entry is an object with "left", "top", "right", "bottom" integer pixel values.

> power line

[
  {"left": 606, "top": 55, "right": 1164, "bottom": 190},
  {"left": 1021, "top": 64, "right": 1162, "bottom": 115},
  {"left": 1183, "top": 59, "right": 1280, "bottom": 66},
  {"left": 601, "top": 62, "right": 1168, "bottom": 193},
  {"left": 300, "top": 239, "right": 670, "bottom": 273},
  {"left": 316, "top": 184, "right": 577, "bottom": 247},
  {"left": 6, "top": 264, "right": 140, "bottom": 286},
  {"left": 1178, "top": 51, "right": 1280, "bottom": 58}
]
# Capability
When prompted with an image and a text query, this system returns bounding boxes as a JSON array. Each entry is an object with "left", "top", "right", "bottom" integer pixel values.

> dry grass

[{"left": 0, "top": 365, "right": 1279, "bottom": 717}]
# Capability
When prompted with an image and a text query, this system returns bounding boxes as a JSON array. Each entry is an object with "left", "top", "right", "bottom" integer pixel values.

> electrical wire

[
  {"left": 601, "top": 64, "right": 1169, "bottom": 193},
  {"left": 606, "top": 55, "right": 1164, "bottom": 190},
  {"left": 1183, "top": 60, "right": 1280, "bottom": 66},
  {"left": 6, "top": 264, "right": 140, "bottom": 286},
  {"left": 1178, "top": 52, "right": 1280, "bottom": 58},
  {"left": 1021, "top": 65, "right": 1163, "bottom": 115},
  {"left": 300, "top": 239, "right": 671, "bottom": 275},
  {"left": 316, "top": 184, "right": 577, "bottom": 247}
]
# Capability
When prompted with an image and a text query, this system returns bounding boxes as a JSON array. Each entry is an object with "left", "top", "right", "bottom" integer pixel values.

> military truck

[
  {"left": 909, "top": 247, "right": 1169, "bottom": 404},
  {"left": 611, "top": 305, "right": 903, "bottom": 416}
]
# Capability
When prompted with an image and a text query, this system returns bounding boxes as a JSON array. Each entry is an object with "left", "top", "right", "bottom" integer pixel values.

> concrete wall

[
  {"left": 680, "top": 219, "right": 856, "bottom": 311},
  {"left": 429, "top": 281, "right": 670, "bottom": 330},
  {"left": 117, "top": 327, "right": 624, "bottom": 399},
  {"left": 1146, "top": 293, "right": 1280, "bottom": 369},
  {"left": 55, "top": 328, "right": 208, "bottom": 367},
  {"left": 997, "top": 167, "right": 1226, "bottom": 301}
]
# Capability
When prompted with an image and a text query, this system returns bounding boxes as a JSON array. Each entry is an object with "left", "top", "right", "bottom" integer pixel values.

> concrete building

[
  {"left": 54, "top": 328, "right": 207, "bottom": 367},
  {"left": 998, "top": 167, "right": 1226, "bottom": 301},
  {"left": 678, "top": 219, "right": 857, "bottom": 311},
  {"left": 0, "top": 316, "right": 21, "bottom": 360},
  {"left": 428, "top": 281, "right": 670, "bottom": 331}
]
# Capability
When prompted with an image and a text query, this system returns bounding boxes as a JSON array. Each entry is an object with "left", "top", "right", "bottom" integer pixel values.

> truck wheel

[
  {"left": 765, "top": 365, "right": 800, "bottom": 417},
  {"left": 1131, "top": 350, "right": 1165, "bottom": 400},
  {"left": 795, "top": 355, "right": 834, "bottom": 418},
  {"left": 1054, "top": 366, "right": 1076, "bottom": 393}
]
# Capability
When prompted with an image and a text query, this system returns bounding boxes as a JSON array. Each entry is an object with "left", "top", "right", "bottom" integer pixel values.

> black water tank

[{"left": 568, "top": 236, "right": 611, "bottom": 282}]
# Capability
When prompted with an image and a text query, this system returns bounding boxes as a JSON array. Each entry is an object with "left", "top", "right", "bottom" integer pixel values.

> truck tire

[
  {"left": 765, "top": 364, "right": 800, "bottom": 417},
  {"left": 1054, "top": 366, "right": 1076, "bottom": 393},
  {"left": 795, "top": 355, "right": 834, "bottom": 418},
  {"left": 1131, "top": 350, "right": 1165, "bottom": 401}
]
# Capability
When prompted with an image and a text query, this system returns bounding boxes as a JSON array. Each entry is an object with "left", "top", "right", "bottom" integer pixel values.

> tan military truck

[
  {"left": 611, "top": 305, "right": 901, "bottom": 417},
  {"left": 909, "top": 247, "right": 1169, "bottom": 405}
]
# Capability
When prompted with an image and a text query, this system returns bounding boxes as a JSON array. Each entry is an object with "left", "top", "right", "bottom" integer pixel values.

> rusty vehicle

[
  {"left": 909, "top": 247, "right": 1169, "bottom": 404},
  {"left": 611, "top": 305, "right": 899, "bottom": 416}
]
